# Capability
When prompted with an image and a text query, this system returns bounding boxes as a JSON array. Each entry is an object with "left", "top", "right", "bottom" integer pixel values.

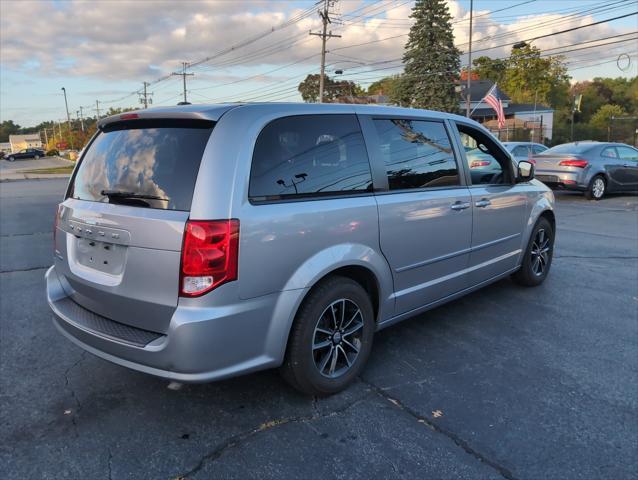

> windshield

[
  {"left": 543, "top": 143, "right": 596, "bottom": 155},
  {"left": 69, "top": 119, "right": 213, "bottom": 210}
]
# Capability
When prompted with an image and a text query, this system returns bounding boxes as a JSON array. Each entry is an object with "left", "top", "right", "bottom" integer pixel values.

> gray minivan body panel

[{"left": 47, "top": 103, "right": 555, "bottom": 384}]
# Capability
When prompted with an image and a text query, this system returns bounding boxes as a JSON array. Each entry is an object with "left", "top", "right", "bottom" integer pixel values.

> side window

[
  {"left": 601, "top": 147, "right": 618, "bottom": 158},
  {"left": 456, "top": 124, "right": 509, "bottom": 185},
  {"left": 617, "top": 146, "right": 638, "bottom": 162},
  {"left": 532, "top": 145, "right": 547, "bottom": 154},
  {"left": 249, "top": 115, "right": 372, "bottom": 200},
  {"left": 512, "top": 145, "right": 528, "bottom": 156},
  {"left": 372, "top": 119, "right": 459, "bottom": 190}
]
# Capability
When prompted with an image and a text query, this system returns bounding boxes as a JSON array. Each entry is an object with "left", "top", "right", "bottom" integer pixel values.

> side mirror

[{"left": 517, "top": 160, "right": 535, "bottom": 182}]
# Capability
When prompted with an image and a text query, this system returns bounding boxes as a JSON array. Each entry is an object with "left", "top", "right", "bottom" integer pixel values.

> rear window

[
  {"left": 68, "top": 119, "right": 214, "bottom": 211},
  {"left": 249, "top": 114, "right": 372, "bottom": 201},
  {"left": 543, "top": 143, "right": 595, "bottom": 155}
]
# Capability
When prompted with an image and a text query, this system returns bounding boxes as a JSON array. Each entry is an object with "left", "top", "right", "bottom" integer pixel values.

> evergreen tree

[{"left": 396, "top": 0, "right": 461, "bottom": 112}]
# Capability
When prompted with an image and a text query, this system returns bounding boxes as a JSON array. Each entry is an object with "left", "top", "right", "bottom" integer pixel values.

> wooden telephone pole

[{"left": 310, "top": 0, "right": 340, "bottom": 103}]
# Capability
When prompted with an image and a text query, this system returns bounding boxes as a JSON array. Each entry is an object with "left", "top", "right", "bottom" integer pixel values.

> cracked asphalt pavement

[{"left": 1, "top": 179, "right": 637, "bottom": 479}]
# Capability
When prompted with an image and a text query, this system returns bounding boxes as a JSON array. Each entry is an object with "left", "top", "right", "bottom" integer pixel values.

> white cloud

[{"left": 0, "top": 0, "right": 633, "bottom": 84}]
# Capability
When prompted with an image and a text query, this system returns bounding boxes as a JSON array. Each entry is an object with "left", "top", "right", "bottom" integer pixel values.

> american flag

[{"left": 483, "top": 84, "right": 506, "bottom": 129}]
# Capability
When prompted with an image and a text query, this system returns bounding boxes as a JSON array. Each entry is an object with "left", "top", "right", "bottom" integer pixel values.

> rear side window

[
  {"left": 249, "top": 114, "right": 372, "bottom": 201},
  {"left": 373, "top": 119, "right": 459, "bottom": 190},
  {"left": 532, "top": 145, "right": 547, "bottom": 154},
  {"left": 69, "top": 119, "right": 213, "bottom": 211}
]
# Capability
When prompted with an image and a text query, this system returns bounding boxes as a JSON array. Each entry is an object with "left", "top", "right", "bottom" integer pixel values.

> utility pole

[
  {"left": 466, "top": 0, "right": 473, "bottom": 117},
  {"left": 172, "top": 62, "right": 194, "bottom": 104},
  {"left": 310, "top": 0, "right": 340, "bottom": 103},
  {"left": 95, "top": 100, "right": 101, "bottom": 120},
  {"left": 78, "top": 106, "right": 85, "bottom": 132},
  {"left": 43, "top": 129, "right": 48, "bottom": 147},
  {"left": 61, "top": 87, "right": 74, "bottom": 149},
  {"left": 139, "top": 81, "right": 153, "bottom": 108}
]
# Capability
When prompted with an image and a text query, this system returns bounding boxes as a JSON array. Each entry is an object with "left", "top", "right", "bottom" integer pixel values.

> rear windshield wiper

[{"left": 100, "top": 190, "right": 168, "bottom": 201}]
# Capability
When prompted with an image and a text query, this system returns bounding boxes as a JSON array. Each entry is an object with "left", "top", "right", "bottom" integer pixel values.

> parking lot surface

[{"left": 1, "top": 179, "right": 637, "bottom": 479}]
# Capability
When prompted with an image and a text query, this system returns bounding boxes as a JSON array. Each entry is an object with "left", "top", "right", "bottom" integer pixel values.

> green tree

[
  {"left": 571, "top": 77, "right": 638, "bottom": 123},
  {"left": 590, "top": 104, "right": 626, "bottom": 130},
  {"left": 0, "top": 120, "right": 21, "bottom": 142},
  {"left": 367, "top": 75, "right": 401, "bottom": 96},
  {"left": 503, "top": 44, "right": 570, "bottom": 109},
  {"left": 395, "top": 0, "right": 460, "bottom": 112},
  {"left": 298, "top": 74, "right": 363, "bottom": 102},
  {"left": 472, "top": 56, "right": 507, "bottom": 85}
]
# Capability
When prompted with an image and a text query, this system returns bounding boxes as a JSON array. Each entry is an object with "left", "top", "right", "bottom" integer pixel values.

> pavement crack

[
  {"left": 0, "top": 265, "right": 50, "bottom": 274},
  {"left": 361, "top": 378, "right": 518, "bottom": 480},
  {"left": 107, "top": 449, "right": 113, "bottom": 480},
  {"left": 174, "top": 393, "right": 369, "bottom": 479},
  {"left": 63, "top": 351, "right": 87, "bottom": 438}
]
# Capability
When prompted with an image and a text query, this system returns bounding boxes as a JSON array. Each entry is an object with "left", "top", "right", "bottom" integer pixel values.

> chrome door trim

[
  {"left": 395, "top": 232, "right": 520, "bottom": 273},
  {"left": 391, "top": 249, "right": 521, "bottom": 299}
]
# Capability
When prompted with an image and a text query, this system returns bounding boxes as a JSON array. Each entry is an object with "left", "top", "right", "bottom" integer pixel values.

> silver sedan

[{"left": 533, "top": 141, "right": 638, "bottom": 200}]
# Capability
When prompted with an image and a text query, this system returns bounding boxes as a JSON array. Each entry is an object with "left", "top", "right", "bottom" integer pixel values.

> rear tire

[
  {"left": 512, "top": 217, "right": 554, "bottom": 287},
  {"left": 34, "top": 155, "right": 40, "bottom": 160},
  {"left": 585, "top": 175, "right": 605, "bottom": 200},
  {"left": 280, "top": 276, "right": 375, "bottom": 396}
]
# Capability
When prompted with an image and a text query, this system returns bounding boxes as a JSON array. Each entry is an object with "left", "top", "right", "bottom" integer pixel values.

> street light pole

[{"left": 61, "top": 87, "right": 74, "bottom": 149}]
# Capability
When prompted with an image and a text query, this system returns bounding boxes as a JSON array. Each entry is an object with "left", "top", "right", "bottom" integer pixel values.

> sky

[{"left": 1, "top": 0, "right": 637, "bottom": 127}]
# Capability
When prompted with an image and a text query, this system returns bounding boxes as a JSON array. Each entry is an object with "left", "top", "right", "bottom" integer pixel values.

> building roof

[
  {"left": 472, "top": 103, "right": 553, "bottom": 118},
  {"left": 9, "top": 134, "right": 41, "bottom": 143},
  {"left": 467, "top": 80, "right": 510, "bottom": 102}
]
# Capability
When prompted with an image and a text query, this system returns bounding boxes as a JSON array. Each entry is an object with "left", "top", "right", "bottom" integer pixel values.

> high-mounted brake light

[
  {"left": 120, "top": 113, "right": 139, "bottom": 120},
  {"left": 180, "top": 219, "right": 239, "bottom": 297},
  {"left": 559, "top": 159, "right": 588, "bottom": 168}
]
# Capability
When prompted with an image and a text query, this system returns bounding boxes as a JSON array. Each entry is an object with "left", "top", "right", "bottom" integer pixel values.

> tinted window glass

[
  {"left": 373, "top": 119, "right": 458, "bottom": 190},
  {"left": 601, "top": 147, "right": 618, "bottom": 158},
  {"left": 249, "top": 115, "right": 372, "bottom": 200},
  {"left": 69, "top": 119, "right": 213, "bottom": 211},
  {"left": 512, "top": 145, "right": 528, "bottom": 156},
  {"left": 532, "top": 145, "right": 547, "bottom": 154},
  {"left": 617, "top": 146, "right": 638, "bottom": 161}
]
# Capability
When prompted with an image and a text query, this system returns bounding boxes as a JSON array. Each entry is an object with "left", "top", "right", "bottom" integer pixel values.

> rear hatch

[{"left": 54, "top": 117, "right": 215, "bottom": 334}]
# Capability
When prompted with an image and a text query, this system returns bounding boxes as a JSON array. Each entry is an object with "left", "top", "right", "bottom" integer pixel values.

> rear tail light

[
  {"left": 180, "top": 219, "right": 239, "bottom": 297},
  {"left": 559, "top": 159, "right": 588, "bottom": 168},
  {"left": 470, "top": 160, "right": 491, "bottom": 168}
]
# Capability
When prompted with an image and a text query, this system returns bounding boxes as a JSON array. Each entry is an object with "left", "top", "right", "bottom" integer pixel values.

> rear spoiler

[{"left": 97, "top": 104, "right": 240, "bottom": 130}]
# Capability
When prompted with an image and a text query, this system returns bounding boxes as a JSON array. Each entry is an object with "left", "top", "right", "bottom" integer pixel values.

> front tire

[
  {"left": 34, "top": 155, "right": 40, "bottom": 160},
  {"left": 280, "top": 276, "right": 375, "bottom": 396},
  {"left": 512, "top": 217, "right": 554, "bottom": 287},
  {"left": 585, "top": 175, "right": 606, "bottom": 200},
  {"left": 7, "top": 156, "right": 15, "bottom": 162}
]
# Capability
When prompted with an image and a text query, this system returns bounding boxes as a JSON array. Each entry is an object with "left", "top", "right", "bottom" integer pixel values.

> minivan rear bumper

[{"left": 46, "top": 265, "right": 302, "bottom": 383}]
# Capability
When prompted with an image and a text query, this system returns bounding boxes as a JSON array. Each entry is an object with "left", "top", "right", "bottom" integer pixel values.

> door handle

[
  {"left": 475, "top": 199, "right": 491, "bottom": 208},
  {"left": 623, "top": 163, "right": 632, "bottom": 167},
  {"left": 450, "top": 201, "right": 471, "bottom": 211}
]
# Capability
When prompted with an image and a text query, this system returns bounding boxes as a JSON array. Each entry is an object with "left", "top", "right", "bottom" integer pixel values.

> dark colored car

[
  {"left": 533, "top": 142, "right": 638, "bottom": 199},
  {"left": 6, "top": 148, "right": 45, "bottom": 162}
]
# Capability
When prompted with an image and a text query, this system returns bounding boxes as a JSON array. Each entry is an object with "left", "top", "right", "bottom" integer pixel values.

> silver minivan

[{"left": 46, "top": 103, "right": 555, "bottom": 395}]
